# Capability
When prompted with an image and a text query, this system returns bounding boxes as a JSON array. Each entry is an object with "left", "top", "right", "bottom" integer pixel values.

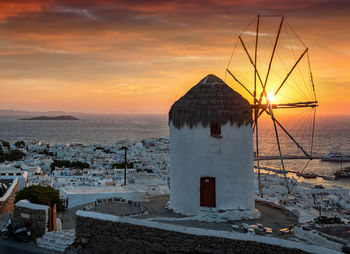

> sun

[{"left": 267, "top": 92, "right": 276, "bottom": 103}]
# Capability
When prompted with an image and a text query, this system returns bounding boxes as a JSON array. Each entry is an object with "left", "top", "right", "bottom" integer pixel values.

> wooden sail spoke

[
  {"left": 268, "top": 105, "right": 291, "bottom": 194},
  {"left": 259, "top": 17, "right": 284, "bottom": 105},
  {"left": 252, "top": 107, "right": 267, "bottom": 124},
  {"left": 254, "top": 15, "right": 259, "bottom": 104},
  {"left": 252, "top": 101, "right": 317, "bottom": 130},
  {"left": 273, "top": 101, "right": 318, "bottom": 109},
  {"left": 226, "top": 69, "right": 254, "bottom": 98},
  {"left": 274, "top": 48, "right": 308, "bottom": 97},
  {"left": 266, "top": 109, "right": 312, "bottom": 160},
  {"left": 254, "top": 101, "right": 318, "bottom": 109},
  {"left": 238, "top": 36, "right": 265, "bottom": 89}
]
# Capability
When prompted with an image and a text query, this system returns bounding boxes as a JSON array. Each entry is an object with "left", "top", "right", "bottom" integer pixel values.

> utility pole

[{"left": 121, "top": 146, "right": 127, "bottom": 186}]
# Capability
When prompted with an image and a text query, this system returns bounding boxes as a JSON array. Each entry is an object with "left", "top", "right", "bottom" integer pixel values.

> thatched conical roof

[{"left": 169, "top": 74, "right": 252, "bottom": 129}]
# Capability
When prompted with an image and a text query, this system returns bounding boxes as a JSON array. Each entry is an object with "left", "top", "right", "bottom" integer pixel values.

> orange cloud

[{"left": 0, "top": 1, "right": 52, "bottom": 20}]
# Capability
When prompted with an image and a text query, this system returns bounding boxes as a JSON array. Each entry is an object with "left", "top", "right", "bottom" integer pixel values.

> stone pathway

[
  {"left": 89, "top": 202, "right": 142, "bottom": 215},
  {"left": 135, "top": 195, "right": 298, "bottom": 237},
  {"left": 36, "top": 229, "right": 75, "bottom": 253},
  {"left": 59, "top": 203, "right": 87, "bottom": 230}
]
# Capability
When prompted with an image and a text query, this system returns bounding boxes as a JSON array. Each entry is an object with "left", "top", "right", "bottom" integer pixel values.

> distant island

[{"left": 20, "top": 115, "right": 79, "bottom": 121}]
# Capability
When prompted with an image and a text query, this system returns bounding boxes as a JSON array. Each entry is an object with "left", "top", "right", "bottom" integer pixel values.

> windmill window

[{"left": 210, "top": 123, "right": 222, "bottom": 138}]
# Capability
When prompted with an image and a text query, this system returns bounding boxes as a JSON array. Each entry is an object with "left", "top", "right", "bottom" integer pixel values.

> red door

[{"left": 200, "top": 177, "right": 216, "bottom": 207}]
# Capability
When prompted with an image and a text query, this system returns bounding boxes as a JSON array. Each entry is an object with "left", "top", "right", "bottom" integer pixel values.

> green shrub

[
  {"left": 70, "top": 161, "right": 90, "bottom": 169},
  {"left": 15, "top": 185, "right": 65, "bottom": 212},
  {"left": 6, "top": 150, "right": 26, "bottom": 161},
  {"left": 1, "top": 140, "right": 10, "bottom": 150},
  {"left": 50, "top": 159, "right": 70, "bottom": 170},
  {"left": 50, "top": 159, "right": 90, "bottom": 171},
  {"left": 0, "top": 149, "right": 26, "bottom": 162},
  {"left": 15, "top": 140, "right": 25, "bottom": 148},
  {"left": 38, "top": 149, "right": 53, "bottom": 156}
]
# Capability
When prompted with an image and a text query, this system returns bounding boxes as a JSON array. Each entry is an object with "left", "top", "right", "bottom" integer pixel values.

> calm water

[
  {"left": 0, "top": 114, "right": 350, "bottom": 189},
  {"left": 257, "top": 115, "right": 350, "bottom": 189},
  {"left": 0, "top": 114, "right": 169, "bottom": 145}
]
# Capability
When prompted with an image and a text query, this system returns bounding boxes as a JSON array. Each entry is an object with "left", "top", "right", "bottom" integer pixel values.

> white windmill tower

[{"left": 168, "top": 74, "right": 257, "bottom": 220}]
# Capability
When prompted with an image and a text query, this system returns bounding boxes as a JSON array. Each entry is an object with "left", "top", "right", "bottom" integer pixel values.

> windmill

[{"left": 225, "top": 15, "right": 318, "bottom": 196}]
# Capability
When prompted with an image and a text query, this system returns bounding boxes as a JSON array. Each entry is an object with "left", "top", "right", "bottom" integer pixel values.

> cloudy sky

[{"left": 0, "top": 0, "right": 349, "bottom": 114}]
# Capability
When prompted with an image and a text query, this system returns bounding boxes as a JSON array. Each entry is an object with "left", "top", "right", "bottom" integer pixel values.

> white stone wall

[
  {"left": 169, "top": 122, "right": 254, "bottom": 215},
  {"left": 60, "top": 187, "right": 146, "bottom": 209}
]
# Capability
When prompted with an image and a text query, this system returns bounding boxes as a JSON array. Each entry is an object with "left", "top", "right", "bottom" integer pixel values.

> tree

[
  {"left": 15, "top": 185, "right": 65, "bottom": 212},
  {"left": 70, "top": 161, "right": 90, "bottom": 169},
  {"left": 0, "top": 149, "right": 26, "bottom": 162},
  {"left": 50, "top": 159, "right": 90, "bottom": 171},
  {"left": 1, "top": 140, "right": 10, "bottom": 150},
  {"left": 7, "top": 150, "right": 26, "bottom": 161},
  {"left": 50, "top": 160, "right": 70, "bottom": 171},
  {"left": 38, "top": 149, "right": 53, "bottom": 156},
  {"left": 14, "top": 140, "right": 25, "bottom": 148}
]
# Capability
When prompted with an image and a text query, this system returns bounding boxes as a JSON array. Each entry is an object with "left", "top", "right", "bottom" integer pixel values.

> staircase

[{"left": 36, "top": 229, "right": 75, "bottom": 253}]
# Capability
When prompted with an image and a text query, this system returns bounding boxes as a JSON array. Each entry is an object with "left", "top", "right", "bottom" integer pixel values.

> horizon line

[{"left": 0, "top": 108, "right": 349, "bottom": 117}]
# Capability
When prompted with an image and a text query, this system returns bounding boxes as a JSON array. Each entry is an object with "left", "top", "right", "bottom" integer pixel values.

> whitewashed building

[{"left": 169, "top": 74, "right": 256, "bottom": 220}]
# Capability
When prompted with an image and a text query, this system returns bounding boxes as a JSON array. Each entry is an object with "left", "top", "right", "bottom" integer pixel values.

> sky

[{"left": 0, "top": 0, "right": 349, "bottom": 115}]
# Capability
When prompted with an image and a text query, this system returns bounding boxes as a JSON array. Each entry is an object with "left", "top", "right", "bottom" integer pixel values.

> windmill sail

[{"left": 226, "top": 15, "right": 318, "bottom": 194}]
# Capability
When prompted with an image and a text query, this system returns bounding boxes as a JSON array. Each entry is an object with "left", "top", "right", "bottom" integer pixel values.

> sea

[{"left": 0, "top": 114, "right": 350, "bottom": 190}]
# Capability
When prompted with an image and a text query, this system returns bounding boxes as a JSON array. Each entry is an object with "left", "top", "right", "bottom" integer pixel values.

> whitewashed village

[{"left": 0, "top": 74, "right": 349, "bottom": 254}]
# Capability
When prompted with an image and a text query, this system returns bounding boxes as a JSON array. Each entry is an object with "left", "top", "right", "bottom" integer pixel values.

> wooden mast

[{"left": 254, "top": 15, "right": 263, "bottom": 197}]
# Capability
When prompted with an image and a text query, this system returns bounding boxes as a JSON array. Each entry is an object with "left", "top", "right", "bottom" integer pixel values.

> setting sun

[{"left": 267, "top": 92, "right": 276, "bottom": 104}]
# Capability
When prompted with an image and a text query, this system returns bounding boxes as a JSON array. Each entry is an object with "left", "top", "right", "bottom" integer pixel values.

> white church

[{"left": 168, "top": 74, "right": 258, "bottom": 220}]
